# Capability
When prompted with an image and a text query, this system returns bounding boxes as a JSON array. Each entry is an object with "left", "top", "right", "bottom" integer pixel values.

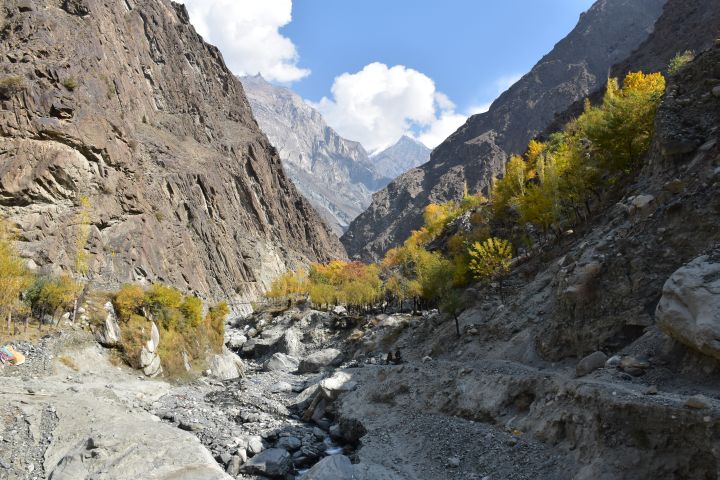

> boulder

[
  {"left": 263, "top": 353, "right": 300, "bottom": 372},
  {"left": 225, "top": 330, "right": 248, "bottom": 350},
  {"left": 96, "top": 302, "right": 121, "bottom": 347},
  {"left": 275, "top": 436, "right": 301, "bottom": 451},
  {"left": 303, "top": 454, "right": 354, "bottom": 480},
  {"left": 147, "top": 321, "right": 160, "bottom": 353},
  {"left": 282, "top": 328, "right": 302, "bottom": 357},
  {"left": 656, "top": 252, "right": 720, "bottom": 361},
  {"left": 320, "top": 371, "right": 357, "bottom": 400},
  {"left": 292, "top": 384, "right": 320, "bottom": 411},
  {"left": 209, "top": 347, "right": 246, "bottom": 380},
  {"left": 142, "top": 354, "right": 162, "bottom": 377},
  {"left": 299, "top": 349, "right": 343, "bottom": 373},
  {"left": 241, "top": 448, "right": 291, "bottom": 478},
  {"left": 619, "top": 356, "right": 650, "bottom": 376},
  {"left": 246, "top": 435, "right": 264, "bottom": 455},
  {"left": 575, "top": 351, "right": 607, "bottom": 377},
  {"left": 686, "top": 395, "right": 710, "bottom": 409}
]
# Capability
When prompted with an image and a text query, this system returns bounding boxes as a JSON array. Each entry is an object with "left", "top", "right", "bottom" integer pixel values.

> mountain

[
  {"left": 239, "top": 75, "right": 391, "bottom": 235},
  {"left": 341, "top": 0, "right": 667, "bottom": 261},
  {"left": 0, "top": 0, "right": 345, "bottom": 308},
  {"left": 371, "top": 135, "right": 431, "bottom": 180}
]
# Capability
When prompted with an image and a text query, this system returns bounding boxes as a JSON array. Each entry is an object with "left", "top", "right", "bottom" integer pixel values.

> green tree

[
  {"left": 468, "top": 237, "right": 513, "bottom": 297},
  {"left": 0, "top": 223, "right": 32, "bottom": 333}
]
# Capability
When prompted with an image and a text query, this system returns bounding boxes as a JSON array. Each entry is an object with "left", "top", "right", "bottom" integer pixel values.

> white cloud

[
  {"left": 315, "top": 63, "right": 468, "bottom": 151},
  {"left": 177, "top": 0, "right": 309, "bottom": 83}
]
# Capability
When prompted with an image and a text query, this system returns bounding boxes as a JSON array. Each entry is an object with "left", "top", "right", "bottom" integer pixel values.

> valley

[{"left": 1, "top": 0, "right": 720, "bottom": 479}]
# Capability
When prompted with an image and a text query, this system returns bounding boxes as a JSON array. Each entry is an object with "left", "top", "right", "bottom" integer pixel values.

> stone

[
  {"left": 146, "top": 322, "right": 160, "bottom": 353},
  {"left": 95, "top": 302, "right": 121, "bottom": 347},
  {"left": 142, "top": 354, "right": 162, "bottom": 377},
  {"left": 644, "top": 385, "right": 658, "bottom": 395},
  {"left": 276, "top": 436, "right": 301, "bottom": 451},
  {"left": 292, "top": 384, "right": 320, "bottom": 411},
  {"left": 575, "top": 351, "right": 608, "bottom": 377},
  {"left": 712, "top": 86, "right": 720, "bottom": 98},
  {"left": 209, "top": 347, "right": 245, "bottom": 380},
  {"left": 282, "top": 328, "right": 302, "bottom": 357},
  {"left": 299, "top": 349, "right": 343, "bottom": 373},
  {"left": 241, "top": 448, "right": 291, "bottom": 478},
  {"left": 629, "top": 194, "right": 655, "bottom": 215},
  {"left": 246, "top": 436, "right": 264, "bottom": 455},
  {"left": 237, "top": 447, "right": 247, "bottom": 463},
  {"left": 225, "top": 331, "right": 248, "bottom": 350},
  {"left": 686, "top": 395, "right": 710, "bottom": 409},
  {"left": 605, "top": 355, "right": 622, "bottom": 368},
  {"left": 226, "top": 455, "right": 241, "bottom": 476},
  {"left": 656, "top": 252, "right": 720, "bottom": 361},
  {"left": 619, "top": 356, "right": 650, "bottom": 376},
  {"left": 263, "top": 353, "right": 300, "bottom": 373},
  {"left": 448, "top": 457, "right": 461, "bottom": 468},
  {"left": 302, "top": 454, "right": 354, "bottom": 480},
  {"left": 269, "top": 381, "right": 294, "bottom": 393},
  {"left": 332, "top": 306, "right": 347, "bottom": 315},
  {"left": 320, "top": 371, "right": 357, "bottom": 400}
]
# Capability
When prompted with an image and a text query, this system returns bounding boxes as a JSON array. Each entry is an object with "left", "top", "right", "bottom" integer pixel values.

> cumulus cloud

[
  {"left": 315, "top": 63, "right": 468, "bottom": 151},
  {"left": 177, "top": 0, "right": 309, "bottom": 83}
]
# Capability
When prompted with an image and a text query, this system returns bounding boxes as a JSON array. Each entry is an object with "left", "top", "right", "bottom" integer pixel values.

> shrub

[
  {"left": 113, "top": 284, "right": 144, "bottom": 322},
  {"left": 468, "top": 237, "right": 513, "bottom": 284},
  {"left": 62, "top": 77, "right": 78, "bottom": 91},
  {"left": 668, "top": 50, "right": 694, "bottom": 75},
  {"left": 180, "top": 295, "right": 203, "bottom": 329},
  {"left": 0, "top": 223, "right": 32, "bottom": 323},
  {"left": 0, "top": 76, "right": 25, "bottom": 100},
  {"left": 25, "top": 275, "right": 81, "bottom": 320}
]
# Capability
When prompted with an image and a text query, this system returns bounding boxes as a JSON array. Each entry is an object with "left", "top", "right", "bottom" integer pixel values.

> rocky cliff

[
  {"left": 239, "top": 75, "right": 391, "bottom": 235},
  {"left": 342, "top": 0, "right": 667, "bottom": 261},
  {"left": 371, "top": 135, "right": 431, "bottom": 181},
  {"left": 0, "top": 0, "right": 345, "bottom": 306}
]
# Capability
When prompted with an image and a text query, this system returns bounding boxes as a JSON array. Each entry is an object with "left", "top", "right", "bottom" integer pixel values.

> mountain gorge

[
  {"left": 342, "top": 0, "right": 667, "bottom": 261},
  {"left": 0, "top": 0, "right": 344, "bottom": 307},
  {"left": 240, "top": 75, "right": 392, "bottom": 235}
]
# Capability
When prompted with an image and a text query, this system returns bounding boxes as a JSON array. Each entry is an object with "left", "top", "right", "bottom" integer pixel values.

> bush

[
  {"left": 0, "top": 76, "right": 25, "bottom": 100},
  {"left": 0, "top": 223, "right": 32, "bottom": 322},
  {"left": 62, "top": 77, "right": 78, "bottom": 91},
  {"left": 113, "top": 284, "right": 144, "bottom": 322},
  {"left": 668, "top": 50, "right": 694, "bottom": 75},
  {"left": 25, "top": 275, "right": 81, "bottom": 320}
]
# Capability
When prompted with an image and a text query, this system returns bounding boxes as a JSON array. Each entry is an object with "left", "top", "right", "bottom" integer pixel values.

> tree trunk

[
  {"left": 454, "top": 314, "right": 460, "bottom": 338},
  {"left": 72, "top": 298, "right": 78, "bottom": 324}
]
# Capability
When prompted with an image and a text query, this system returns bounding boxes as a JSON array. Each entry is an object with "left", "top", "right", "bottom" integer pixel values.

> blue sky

[
  {"left": 285, "top": 0, "right": 595, "bottom": 110},
  {"left": 178, "top": 0, "right": 595, "bottom": 151}
]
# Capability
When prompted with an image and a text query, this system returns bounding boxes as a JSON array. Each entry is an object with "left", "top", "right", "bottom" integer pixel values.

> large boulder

[
  {"left": 263, "top": 353, "right": 300, "bottom": 372},
  {"left": 320, "top": 371, "right": 357, "bottom": 401},
  {"left": 303, "top": 454, "right": 354, "bottom": 480},
  {"left": 575, "top": 351, "right": 607, "bottom": 377},
  {"left": 96, "top": 302, "right": 121, "bottom": 347},
  {"left": 282, "top": 328, "right": 302, "bottom": 357},
  {"left": 656, "top": 251, "right": 720, "bottom": 361},
  {"left": 240, "top": 448, "right": 291, "bottom": 478},
  {"left": 299, "top": 348, "right": 343, "bottom": 373},
  {"left": 209, "top": 347, "right": 246, "bottom": 380}
]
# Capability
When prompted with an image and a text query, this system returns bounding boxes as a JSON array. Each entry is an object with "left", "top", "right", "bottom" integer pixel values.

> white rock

[
  {"left": 209, "top": 347, "right": 246, "bottom": 380},
  {"left": 320, "top": 371, "right": 357, "bottom": 401},
  {"left": 656, "top": 252, "right": 720, "bottom": 360},
  {"left": 263, "top": 353, "right": 299, "bottom": 372}
]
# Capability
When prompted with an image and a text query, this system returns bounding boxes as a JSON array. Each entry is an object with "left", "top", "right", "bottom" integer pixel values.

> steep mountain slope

[
  {"left": 371, "top": 135, "right": 431, "bottom": 180},
  {"left": 240, "top": 75, "right": 391, "bottom": 235},
  {"left": 342, "top": 0, "right": 667, "bottom": 261},
  {"left": 0, "top": 0, "right": 345, "bottom": 307}
]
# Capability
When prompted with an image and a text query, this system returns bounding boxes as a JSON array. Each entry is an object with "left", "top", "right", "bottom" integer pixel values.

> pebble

[
  {"left": 643, "top": 385, "right": 658, "bottom": 395},
  {"left": 448, "top": 457, "right": 460, "bottom": 468}
]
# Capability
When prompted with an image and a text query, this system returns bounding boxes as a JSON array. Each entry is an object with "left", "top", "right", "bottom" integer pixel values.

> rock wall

[
  {"left": 341, "top": 0, "right": 667, "bottom": 261},
  {"left": 0, "top": 0, "right": 345, "bottom": 306}
]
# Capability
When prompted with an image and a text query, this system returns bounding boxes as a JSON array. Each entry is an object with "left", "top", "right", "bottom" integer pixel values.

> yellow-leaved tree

[
  {"left": 468, "top": 237, "right": 513, "bottom": 298},
  {"left": 0, "top": 221, "right": 32, "bottom": 333}
]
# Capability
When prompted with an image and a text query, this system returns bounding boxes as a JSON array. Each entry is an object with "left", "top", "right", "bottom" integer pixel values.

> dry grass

[{"left": 58, "top": 355, "right": 79, "bottom": 371}]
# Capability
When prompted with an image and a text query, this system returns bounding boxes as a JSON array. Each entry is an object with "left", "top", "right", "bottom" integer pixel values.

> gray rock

[
  {"left": 270, "top": 381, "right": 294, "bottom": 393},
  {"left": 142, "top": 354, "right": 162, "bottom": 377},
  {"left": 209, "top": 347, "right": 245, "bottom": 380},
  {"left": 225, "top": 331, "right": 248, "bottom": 349},
  {"left": 282, "top": 328, "right": 302, "bottom": 357},
  {"left": 712, "top": 86, "right": 720, "bottom": 98},
  {"left": 246, "top": 435, "right": 264, "bottom": 455},
  {"left": 241, "top": 448, "right": 291, "bottom": 478},
  {"left": 264, "top": 353, "right": 300, "bottom": 372},
  {"left": 686, "top": 395, "right": 710, "bottom": 409},
  {"left": 95, "top": 302, "right": 121, "bottom": 347},
  {"left": 299, "top": 348, "right": 343, "bottom": 373},
  {"left": 320, "top": 371, "right": 357, "bottom": 400},
  {"left": 656, "top": 252, "right": 720, "bottom": 361},
  {"left": 303, "top": 454, "right": 354, "bottom": 480},
  {"left": 276, "top": 436, "right": 301, "bottom": 451},
  {"left": 226, "top": 455, "right": 241, "bottom": 476},
  {"left": 619, "top": 356, "right": 650, "bottom": 377},
  {"left": 605, "top": 355, "right": 622, "bottom": 368},
  {"left": 575, "top": 351, "right": 608, "bottom": 377}
]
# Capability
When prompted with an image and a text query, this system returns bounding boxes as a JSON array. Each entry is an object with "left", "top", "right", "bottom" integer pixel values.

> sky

[{"left": 177, "top": 0, "right": 595, "bottom": 152}]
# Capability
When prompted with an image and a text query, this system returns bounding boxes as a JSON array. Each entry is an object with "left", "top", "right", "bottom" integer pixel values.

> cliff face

[
  {"left": 239, "top": 75, "right": 389, "bottom": 235},
  {"left": 342, "top": 0, "right": 667, "bottom": 261},
  {"left": 0, "top": 0, "right": 345, "bottom": 306}
]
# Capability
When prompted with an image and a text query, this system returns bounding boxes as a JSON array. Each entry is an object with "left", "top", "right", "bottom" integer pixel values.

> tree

[
  {"left": 468, "top": 237, "right": 513, "bottom": 297},
  {"left": 0, "top": 223, "right": 32, "bottom": 333},
  {"left": 440, "top": 289, "right": 466, "bottom": 337}
]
